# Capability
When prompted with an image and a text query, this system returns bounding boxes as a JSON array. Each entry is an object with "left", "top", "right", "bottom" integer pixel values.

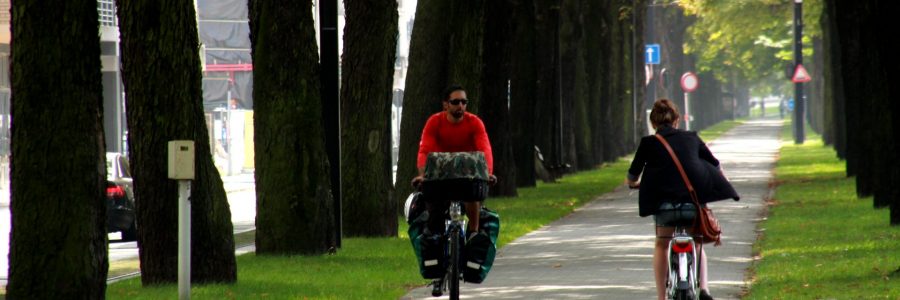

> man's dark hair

[{"left": 443, "top": 84, "right": 466, "bottom": 101}]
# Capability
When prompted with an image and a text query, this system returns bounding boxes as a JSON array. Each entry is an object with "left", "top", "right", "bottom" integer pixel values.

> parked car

[{"left": 106, "top": 152, "right": 136, "bottom": 241}]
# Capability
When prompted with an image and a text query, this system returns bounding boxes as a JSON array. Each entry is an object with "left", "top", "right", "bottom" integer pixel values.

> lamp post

[{"left": 793, "top": 0, "right": 805, "bottom": 144}]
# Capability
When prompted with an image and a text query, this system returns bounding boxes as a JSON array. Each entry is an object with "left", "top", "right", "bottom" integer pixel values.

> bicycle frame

[
  {"left": 666, "top": 226, "right": 700, "bottom": 300},
  {"left": 442, "top": 200, "right": 467, "bottom": 300}
]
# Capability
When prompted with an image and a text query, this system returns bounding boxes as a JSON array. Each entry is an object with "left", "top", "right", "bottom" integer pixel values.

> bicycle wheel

[
  {"left": 674, "top": 289, "right": 692, "bottom": 300},
  {"left": 449, "top": 226, "right": 461, "bottom": 300}
]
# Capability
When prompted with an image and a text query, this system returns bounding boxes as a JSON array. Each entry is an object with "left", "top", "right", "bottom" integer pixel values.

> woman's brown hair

[{"left": 650, "top": 99, "right": 680, "bottom": 129}]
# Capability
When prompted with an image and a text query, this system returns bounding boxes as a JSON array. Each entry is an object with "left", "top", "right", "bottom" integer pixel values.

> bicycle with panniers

[{"left": 406, "top": 151, "right": 500, "bottom": 300}]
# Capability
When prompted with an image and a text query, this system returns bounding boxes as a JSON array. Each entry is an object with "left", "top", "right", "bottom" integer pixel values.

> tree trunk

[
  {"left": 510, "top": 0, "right": 538, "bottom": 187},
  {"left": 116, "top": 0, "right": 237, "bottom": 284},
  {"left": 248, "top": 0, "right": 335, "bottom": 254},
  {"left": 7, "top": 1, "right": 108, "bottom": 297},
  {"left": 620, "top": 0, "right": 639, "bottom": 154},
  {"left": 395, "top": 0, "right": 453, "bottom": 203},
  {"left": 447, "top": 1, "right": 485, "bottom": 109},
  {"left": 582, "top": 0, "right": 608, "bottom": 166},
  {"left": 395, "top": 0, "right": 486, "bottom": 200},
  {"left": 560, "top": 0, "right": 585, "bottom": 170},
  {"left": 821, "top": 1, "right": 847, "bottom": 160},
  {"left": 340, "top": 0, "right": 399, "bottom": 237},
  {"left": 533, "top": 0, "right": 562, "bottom": 170},
  {"left": 480, "top": 0, "right": 518, "bottom": 197}
]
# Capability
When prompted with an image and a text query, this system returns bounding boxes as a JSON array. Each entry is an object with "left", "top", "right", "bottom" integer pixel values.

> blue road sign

[{"left": 645, "top": 44, "right": 660, "bottom": 65}]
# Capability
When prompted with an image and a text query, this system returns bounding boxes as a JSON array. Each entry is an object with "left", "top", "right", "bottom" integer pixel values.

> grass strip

[
  {"left": 746, "top": 120, "right": 900, "bottom": 299},
  {"left": 105, "top": 120, "right": 744, "bottom": 299},
  {"left": 106, "top": 161, "right": 633, "bottom": 300},
  {"left": 698, "top": 118, "right": 745, "bottom": 142}
]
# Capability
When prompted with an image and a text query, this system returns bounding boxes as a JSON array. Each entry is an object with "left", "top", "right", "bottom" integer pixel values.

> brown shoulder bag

[{"left": 655, "top": 134, "right": 723, "bottom": 246}]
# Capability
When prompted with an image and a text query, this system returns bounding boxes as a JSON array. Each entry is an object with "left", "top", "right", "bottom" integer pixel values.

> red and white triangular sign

[{"left": 792, "top": 64, "right": 812, "bottom": 83}]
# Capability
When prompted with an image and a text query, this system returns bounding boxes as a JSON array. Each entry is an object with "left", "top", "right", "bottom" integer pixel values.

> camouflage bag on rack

[
  {"left": 422, "top": 152, "right": 489, "bottom": 202},
  {"left": 423, "top": 152, "right": 489, "bottom": 181}
]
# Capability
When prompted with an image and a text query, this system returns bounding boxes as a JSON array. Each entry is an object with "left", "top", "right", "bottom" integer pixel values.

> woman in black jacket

[{"left": 626, "top": 99, "right": 739, "bottom": 300}]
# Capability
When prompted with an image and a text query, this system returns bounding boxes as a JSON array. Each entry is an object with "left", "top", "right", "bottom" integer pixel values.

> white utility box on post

[
  {"left": 168, "top": 140, "right": 195, "bottom": 300},
  {"left": 168, "top": 140, "right": 196, "bottom": 180}
]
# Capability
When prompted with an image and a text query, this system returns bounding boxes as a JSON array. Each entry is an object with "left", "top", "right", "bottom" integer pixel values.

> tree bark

[
  {"left": 340, "top": 0, "right": 399, "bottom": 237},
  {"left": 447, "top": 1, "right": 485, "bottom": 110},
  {"left": 510, "top": 0, "right": 538, "bottom": 187},
  {"left": 582, "top": 0, "right": 608, "bottom": 166},
  {"left": 533, "top": 0, "right": 562, "bottom": 170},
  {"left": 480, "top": 0, "right": 518, "bottom": 197},
  {"left": 116, "top": 0, "right": 237, "bottom": 284},
  {"left": 560, "top": 0, "right": 585, "bottom": 170},
  {"left": 395, "top": 0, "right": 453, "bottom": 203},
  {"left": 249, "top": 0, "right": 335, "bottom": 254},
  {"left": 395, "top": 0, "right": 486, "bottom": 200},
  {"left": 821, "top": 0, "right": 847, "bottom": 160},
  {"left": 7, "top": 0, "right": 108, "bottom": 297}
]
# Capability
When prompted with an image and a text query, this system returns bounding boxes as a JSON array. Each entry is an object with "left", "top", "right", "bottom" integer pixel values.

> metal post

[
  {"left": 632, "top": 0, "right": 639, "bottom": 145},
  {"left": 226, "top": 90, "right": 232, "bottom": 176},
  {"left": 793, "top": 0, "right": 805, "bottom": 144},
  {"left": 684, "top": 92, "right": 690, "bottom": 131},
  {"left": 178, "top": 180, "right": 191, "bottom": 300},
  {"left": 319, "top": 0, "right": 341, "bottom": 248}
]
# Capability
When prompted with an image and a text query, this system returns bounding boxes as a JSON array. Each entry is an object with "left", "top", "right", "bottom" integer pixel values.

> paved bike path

[{"left": 402, "top": 119, "right": 783, "bottom": 299}]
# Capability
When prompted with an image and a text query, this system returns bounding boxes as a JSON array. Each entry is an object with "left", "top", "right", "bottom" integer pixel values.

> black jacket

[{"left": 628, "top": 125, "right": 739, "bottom": 217}]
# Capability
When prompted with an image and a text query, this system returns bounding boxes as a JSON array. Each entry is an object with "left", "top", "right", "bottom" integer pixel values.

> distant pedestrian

[
  {"left": 625, "top": 99, "right": 739, "bottom": 300},
  {"left": 779, "top": 99, "right": 785, "bottom": 119}
]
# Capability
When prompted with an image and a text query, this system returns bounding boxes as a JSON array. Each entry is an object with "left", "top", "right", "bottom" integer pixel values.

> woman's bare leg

[{"left": 654, "top": 227, "right": 674, "bottom": 300}]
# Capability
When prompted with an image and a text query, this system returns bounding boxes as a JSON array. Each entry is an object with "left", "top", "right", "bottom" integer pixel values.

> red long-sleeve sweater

[{"left": 417, "top": 112, "right": 494, "bottom": 174}]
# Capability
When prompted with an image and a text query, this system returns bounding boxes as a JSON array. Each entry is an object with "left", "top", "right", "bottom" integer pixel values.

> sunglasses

[{"left": 448, "top": 98, "right": 468, "bottom": 105}]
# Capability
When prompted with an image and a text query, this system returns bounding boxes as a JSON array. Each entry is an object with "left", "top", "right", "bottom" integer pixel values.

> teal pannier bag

[{"left": 463, "top": 207, "right": 500, "bottom": 283}]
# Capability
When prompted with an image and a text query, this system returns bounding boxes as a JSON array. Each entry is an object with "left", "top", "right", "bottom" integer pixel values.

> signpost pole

[
  {"left": 178, "top": 180, "right": 191, "bottom": 300},
  {"left": 793, "top": 0, "right": 805, "bottom": 144},
  {"left": 680, "top": 72, "right": 698, "bottom": 131},
  {"left": 684, "top": 92, "right": 690, "bottom": 131}
]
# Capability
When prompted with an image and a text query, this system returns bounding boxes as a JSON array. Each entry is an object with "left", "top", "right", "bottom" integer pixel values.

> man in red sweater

[{"left": 412, "top": 85, "right": 496, "bottom": 237}]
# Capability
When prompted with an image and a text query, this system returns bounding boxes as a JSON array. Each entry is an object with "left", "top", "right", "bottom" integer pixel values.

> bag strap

[{"left": 654, "top": 134, "right": 701, "bottom": 206}]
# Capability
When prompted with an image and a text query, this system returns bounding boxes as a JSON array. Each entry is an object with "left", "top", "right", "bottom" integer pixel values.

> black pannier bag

[
  {"left": 463, "top": 207, "right": 500, "bottom": 283},
  {"left": 421, "top": 151, "right": 489, "bottom": 202},
  {"left": 421, "top": 178, "right": 487, "bottom": 202},
  {"left": 408, "top": 211, "right": 446, "bottom": 279}
]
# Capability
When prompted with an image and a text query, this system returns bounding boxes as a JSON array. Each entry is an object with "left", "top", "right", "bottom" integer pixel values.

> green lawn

[
  {"left": 102, "top": 121, "right": 745, "bottom": 299},
  {"left": 746, "top": 120, "right": 900, "bottom": 299},
  {"left": 106, "top": 161, "right": 634, "bottom": 300}
]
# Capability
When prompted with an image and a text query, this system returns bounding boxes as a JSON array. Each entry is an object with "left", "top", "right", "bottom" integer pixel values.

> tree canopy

[{"left": 679, "top": 0, "right": 822, "bottom": 95}]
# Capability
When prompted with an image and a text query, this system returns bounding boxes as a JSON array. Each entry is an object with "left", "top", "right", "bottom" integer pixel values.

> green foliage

[
  {"left": 679, "top": 0, "right": 822, "bottom": 89},
  {"left": 747, "top": 120, "right": 900, "bottom": 299}
]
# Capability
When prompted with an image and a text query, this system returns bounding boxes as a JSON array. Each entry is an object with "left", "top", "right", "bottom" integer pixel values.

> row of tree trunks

[
  {"left": 249, "top": 0, "right": 336, "bottom": 253},
  {"left": 823, "top": 0, "right": 900, "bottom": 224},
  {"left": 116, "top": 0, "right": 237, "bottom": 284},
  {"left": 7, "top": 0, "right": 109, "bottom": 297},
  {"left": 393, "top": 0, "right": 643, "bottom": 208}
]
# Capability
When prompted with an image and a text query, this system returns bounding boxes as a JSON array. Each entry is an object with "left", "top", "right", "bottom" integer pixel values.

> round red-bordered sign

[{"left": 681, "top": 72, "right": 699, "bottom": 93}]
